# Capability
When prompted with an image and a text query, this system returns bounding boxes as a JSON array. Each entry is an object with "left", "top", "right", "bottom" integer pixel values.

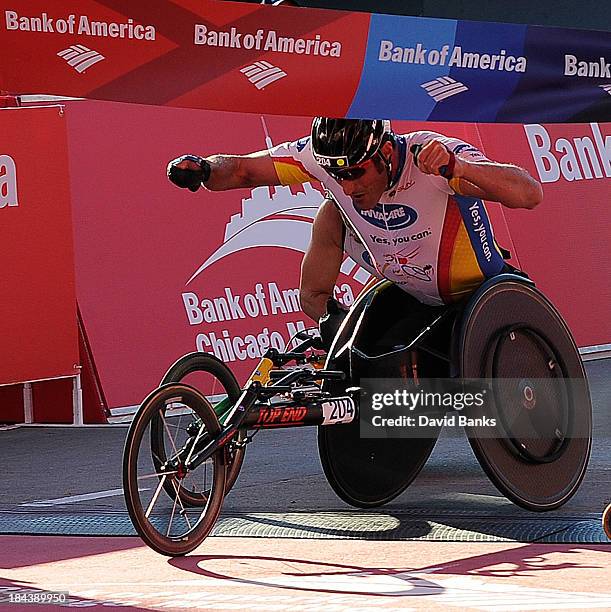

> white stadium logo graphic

[
  {"left": 600, "top": 84, "right": 611, "bottom": 96},
  {"left": 186, "top": 183, "right": 371, "bottom": 287},
  {"left": 57, "top": 45, "right": 105, "bottom": 73},
  {"left": 240, "top": 61, "right": 287, "bottom": 89},
  {"left": 421, "top": 76, "right": 468, "bottom": 101}
]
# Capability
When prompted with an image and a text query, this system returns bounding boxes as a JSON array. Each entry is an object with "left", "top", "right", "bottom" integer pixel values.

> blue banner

[{"left": 353, "top": 16, "right": 610, "bottom": 122}]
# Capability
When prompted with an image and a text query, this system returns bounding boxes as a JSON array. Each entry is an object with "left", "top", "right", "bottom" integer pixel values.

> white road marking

[{"left": 21, "top": 487, "right": 148, "bottom": 507}]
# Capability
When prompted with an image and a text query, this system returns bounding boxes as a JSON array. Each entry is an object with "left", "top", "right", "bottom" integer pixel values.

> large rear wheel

[{"left": 459, "top": 277, "right": 592, "bottom": 511}]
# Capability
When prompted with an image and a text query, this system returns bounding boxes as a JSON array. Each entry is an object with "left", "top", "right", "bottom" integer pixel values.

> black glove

[
  {"left": 318, "top": 297, "right": 349, "bottom": 351},
  {"left": 410, "top": 144, "right": 455, "bottom": 179},
  {"left": 167, "top": 155, "right": 211, "bottom": 192}
]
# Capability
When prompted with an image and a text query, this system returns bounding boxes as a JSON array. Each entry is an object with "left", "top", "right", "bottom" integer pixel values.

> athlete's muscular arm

[
  {"left": 417, "top": 140, "right": 543, "bottom": 209},
  {"left": 300, "top": 200, "right": 345, "bottom": 322},
  {"left": 204, "top": 151, "right": 283, "bottom": 190},
  {"left": 171, "top": 150, "right": 283, "bottom": 191}
]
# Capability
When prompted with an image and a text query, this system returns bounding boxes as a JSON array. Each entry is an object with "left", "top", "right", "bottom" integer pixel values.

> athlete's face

[{"left": 324, "top": 142, "right": 393, "bottom": 210}]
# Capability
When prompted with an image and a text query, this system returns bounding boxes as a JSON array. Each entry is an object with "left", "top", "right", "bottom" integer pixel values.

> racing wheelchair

[{"left": 122, "top": 273, "right": 592, "bottom": 555}]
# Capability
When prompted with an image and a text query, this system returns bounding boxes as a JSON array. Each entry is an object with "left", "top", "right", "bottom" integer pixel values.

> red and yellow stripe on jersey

[
  {"left": 437, "top": 198, "right": 483, "bottom": 302},
  {"left": 272, "top": 156, "right": 316, "bottom": 185},
  {"left": 437, "top": 195, "right": 505, "bottom": 303}
]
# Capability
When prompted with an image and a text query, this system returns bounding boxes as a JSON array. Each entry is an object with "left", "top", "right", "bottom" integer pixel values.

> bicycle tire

[
  {"left": 157, "top": 352, "right": 244, "bottom": 498},
  {"left": 123, "top": 383, "right": 226, "bottom": 556}
]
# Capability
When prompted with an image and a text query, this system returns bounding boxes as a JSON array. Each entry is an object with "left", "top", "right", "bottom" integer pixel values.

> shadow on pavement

[
  {"left": 0, "top": 535, "right": 145, "bottom": 569},
  {"left": 169, "top": 543, "right": 611, "bottom": 599}
]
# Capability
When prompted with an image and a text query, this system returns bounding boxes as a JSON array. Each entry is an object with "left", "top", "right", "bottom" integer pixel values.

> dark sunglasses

[
  {"left": 325, "top": 161, "right": 370, "bottom": 182},
  {"left": 323, "top": 151, "right": 384, "bottom": 182}
]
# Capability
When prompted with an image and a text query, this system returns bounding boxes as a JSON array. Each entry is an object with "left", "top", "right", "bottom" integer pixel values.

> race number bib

[{"left": 322, "top": 396, "right": 356, "bottom": 425}]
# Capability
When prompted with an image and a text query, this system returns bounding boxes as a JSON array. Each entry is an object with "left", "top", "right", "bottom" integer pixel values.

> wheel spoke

[
  {"left": 162, "top": 421, "right": 188, "bottom": 433},
  {"left": 137, "top": 471, "right": 178, "bottom": 481},
  {"left": 171, "top": 478, "right": 193, "bottom": 530},
  {"left": 145, "top": 475, "right": 167, "bottom": 519},
  {"left": 184, "top": 419, "right": 208, "bottom": 467},
  {"left": 166, "top": 480, "right": 180, "bottom": 537},
  {"left": 161, "top": 410, "right": 180, "bottom": 458}
]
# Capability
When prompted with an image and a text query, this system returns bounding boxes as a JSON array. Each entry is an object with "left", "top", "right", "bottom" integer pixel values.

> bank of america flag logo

[
  {"left": 240, "top": 61, "right": 287, "bottom": 90},
  {"left": 421, "top": 77, "right": 468, "bottom": 102},
  {"left": 600, "top": 84, "right": 611, "bottom": 96},
  {"left": 57, "top": 45, "right": 105, "bottom": 73}
]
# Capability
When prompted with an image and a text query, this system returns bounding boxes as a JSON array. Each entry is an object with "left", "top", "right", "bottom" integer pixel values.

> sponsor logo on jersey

[
  {"left": 368, "top": 227, "right": 431, "bottom": 246},
  {"left": 467, "top": 200, "right": 493, "bottom": 263},
  {"left": 296, "top": 137, "right": 309, "bottom": 152},
  {"left": 452, "top": 144, "right": 480, "bottom": 155},
  {"left": 357, "top": 204, "right": 418, "bottom": 230},
  {"left": 388, "top": 180, "right": 415, "bottom": 196}
]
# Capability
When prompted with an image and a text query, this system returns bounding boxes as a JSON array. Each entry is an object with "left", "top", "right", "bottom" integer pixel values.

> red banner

[
  {"left": 60, "top": 100, "right": 610, "bottom": 409},
  {"left": 0, "top": 0, "right": 368, "bottom": 117},
  {"left": 0, "top": 106, "right": 79, "bottom": 385}
]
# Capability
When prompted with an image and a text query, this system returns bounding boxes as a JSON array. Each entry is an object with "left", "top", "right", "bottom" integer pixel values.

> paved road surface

[{"left": 1, "top": 359, "right": 609, "bottom": 542}]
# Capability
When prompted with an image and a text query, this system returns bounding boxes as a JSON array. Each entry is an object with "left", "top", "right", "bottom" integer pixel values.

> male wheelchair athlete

[{"left": 122, "top": 273, "right": 592, "bottom": 555}]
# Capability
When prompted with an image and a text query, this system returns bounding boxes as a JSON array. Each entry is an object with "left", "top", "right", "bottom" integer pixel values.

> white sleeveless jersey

[{"left": 270, "top": 131, "right": 506, "bottom": 305}]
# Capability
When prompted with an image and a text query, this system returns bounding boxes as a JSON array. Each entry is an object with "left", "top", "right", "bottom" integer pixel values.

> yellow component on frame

[{"left": 250, "top": 357, "right": 274, "bottom": 385}]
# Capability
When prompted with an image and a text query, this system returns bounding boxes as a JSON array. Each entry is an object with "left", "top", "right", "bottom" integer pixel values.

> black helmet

[{"left": 311, "top": 117, "right": 390, "bottom": 172}]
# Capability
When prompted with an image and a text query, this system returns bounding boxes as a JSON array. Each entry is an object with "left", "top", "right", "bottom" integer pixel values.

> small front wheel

[
  {"left": 159, "top": 352, "right": 245, "bottom": 496},
  {"left": 123, "top": 383, "right": 226, "bottom": 556}
]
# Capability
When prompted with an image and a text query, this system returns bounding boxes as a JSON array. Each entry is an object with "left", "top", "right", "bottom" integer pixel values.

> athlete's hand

[
  {"left": 318, "top": 297, "right": 349, "bottom": 352},
  {"left": 167, "top": 155, "right": 211, "bottom": 192},
  {"left": 411, "top": 141, "right": 463, "bottom": 179}
]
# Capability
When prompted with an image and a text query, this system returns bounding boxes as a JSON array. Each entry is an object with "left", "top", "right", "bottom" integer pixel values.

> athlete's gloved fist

[
  {"left": 318, "top": 297, "right": 349, "bottom": 352},
  {"left": 410, "top": 142, "right": 457, "bottom": 179},
  {"left": 167, "top": 155, "right": 211, "bottom": 192}
]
